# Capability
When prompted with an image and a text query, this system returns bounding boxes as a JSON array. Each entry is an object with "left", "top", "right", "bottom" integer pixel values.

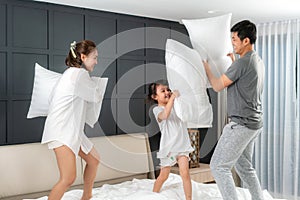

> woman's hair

[
  {"left": 65, "top": 40, "right": 96, "bottom": 68},
  {"left": 231, "top": 20, "right": 257, "bottom": 44},
  {"left": 147, "top": 80, "right": 169, "bottom": 104}
]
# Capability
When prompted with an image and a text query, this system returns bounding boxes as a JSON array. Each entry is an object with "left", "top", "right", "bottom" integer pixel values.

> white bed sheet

[{"left": 33, "top": 173, "right": 284, "bottom": 200}]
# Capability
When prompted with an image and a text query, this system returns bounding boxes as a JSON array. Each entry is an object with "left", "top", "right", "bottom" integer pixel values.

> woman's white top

[
  {"left": 153, "top": 106, "right": 194, "bottom": 159},
  {"left": 42, "top": 67, "right": 105, "bottom": 156}
]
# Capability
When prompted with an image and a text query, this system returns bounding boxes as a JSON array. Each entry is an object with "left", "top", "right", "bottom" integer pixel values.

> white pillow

[
  {"left": 165, "top": 39, "right": 213, "bottom": 128},
  {"left": 27, "top": 63, "right": 62, "bottom": 118},
  {"left": 182, "top": 13, "right": 233, "bottom": 79}
]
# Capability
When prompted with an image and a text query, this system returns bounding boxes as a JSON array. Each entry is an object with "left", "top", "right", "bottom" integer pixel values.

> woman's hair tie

[{"left": 70, "top": 41, "right": 77, "bottom": 58}]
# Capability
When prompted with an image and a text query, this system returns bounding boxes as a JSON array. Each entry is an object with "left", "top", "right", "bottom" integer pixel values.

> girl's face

[
  {"left": 152, "top": 84, "right": 172, "bottom": 106},
  {"left": 81, "top": 49, "right": 98, "bottom": 72}
]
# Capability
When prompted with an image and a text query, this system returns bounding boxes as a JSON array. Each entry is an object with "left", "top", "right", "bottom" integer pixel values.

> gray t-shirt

[{"left": 225, "top": 50, "right": 264, "bottom": 130}]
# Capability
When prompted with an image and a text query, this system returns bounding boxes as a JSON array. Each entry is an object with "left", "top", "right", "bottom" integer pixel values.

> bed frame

[{"left": 0, "top": 133, "right": 155, "bottom": 200}]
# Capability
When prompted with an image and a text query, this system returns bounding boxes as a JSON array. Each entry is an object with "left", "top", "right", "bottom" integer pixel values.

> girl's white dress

[
  {"left": 42, "top": 67, "right": 104, "bottom": 156},
  {"left": 153, "top": 106, "right": 194, "bottom": 159}
]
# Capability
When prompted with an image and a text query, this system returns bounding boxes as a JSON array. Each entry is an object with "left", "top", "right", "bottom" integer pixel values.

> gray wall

[{"left": 0, "top": 0, "right": 219, "bottom": 166}]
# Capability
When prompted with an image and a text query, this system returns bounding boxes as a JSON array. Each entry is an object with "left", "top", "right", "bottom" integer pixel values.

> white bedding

[{"left": 33, "top": 173, "right": 282, "bottom": 200}]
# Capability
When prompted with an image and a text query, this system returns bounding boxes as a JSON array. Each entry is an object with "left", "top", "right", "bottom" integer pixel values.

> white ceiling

[{"left": 34, "top": 0, "right": 300, "bottom": 24}]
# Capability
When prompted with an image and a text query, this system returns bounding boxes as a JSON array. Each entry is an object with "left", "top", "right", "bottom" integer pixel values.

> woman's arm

[{"left": 74, "top": 70, "right": 103, "bottom": 103}]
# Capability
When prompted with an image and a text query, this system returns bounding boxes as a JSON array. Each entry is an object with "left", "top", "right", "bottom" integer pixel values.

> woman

[{"left": 42, "top": 40, "right": 102, "bottom": 200}]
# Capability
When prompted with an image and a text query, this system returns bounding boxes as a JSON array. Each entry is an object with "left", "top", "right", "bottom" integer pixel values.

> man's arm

[{"left": 203, "top": 61, "right": 233, "bottom": 92}]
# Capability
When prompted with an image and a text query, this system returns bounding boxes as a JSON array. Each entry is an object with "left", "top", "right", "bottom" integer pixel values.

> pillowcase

[
  {"left": 182, "top": 13, "right": 233, "bottom": 79},
  {"left": 27, "top": 63, "right": 62, "bottom": 118},
  {"left": 165, "top": 39, "right": 213, "bottom": 128}
]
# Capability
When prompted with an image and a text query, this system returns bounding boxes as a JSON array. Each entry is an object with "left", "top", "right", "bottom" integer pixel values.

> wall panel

[
  {"left": 52, "top": 54, "right": 67, "bottom": 73},
  {"left": 146, "top": 20, "right": 171, "bottom": 62},
  {"left": 145, "top": 62, "right": 167, "bottom": 84},
  {"left": 117, "top": 98, "right": 145, "bottom": 134},
  {"left": 100, "top": 98, "right": 117, "bottom": 136},
  {"left": 53, "top": 11, "right": 84, "bottom": 50},
  {"left": 117, "top": 59, "right": 145, "bottom": 96},
  {"left": 0, "top": 102, "right": 6, "bottom": 145},
  {"left": 12, "top": 53, "right": 47, "bottom": 95},
  {"left": 171, "top": 26, "right": 192, "bottom": 48},
  {"left": 86, "top": 14, "right": 117, "bottom": 58},
  {"left": 117, "top": 17, "right": 145, "bottom": 56},
  {"left": 0, "top": 4, "right": 6, "bottom": 47},
  {"left": 10, "top": 100, "right": 45, "bottom": 144},
  {"left": 0, "top": 52, "right": 6, "bottom": 96},
  {"left": 12, "top": 5, "right": 48, "bottom": 49}
]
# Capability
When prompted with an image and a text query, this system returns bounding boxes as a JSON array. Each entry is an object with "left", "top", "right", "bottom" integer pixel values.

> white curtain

[{"left": 254, "top": 19, "right": 300, "bottom": 199}]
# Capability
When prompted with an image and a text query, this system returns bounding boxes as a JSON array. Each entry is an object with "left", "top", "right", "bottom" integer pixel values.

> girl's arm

[{"left": 157, "top": 90, "right": 179, "bottom": 122}]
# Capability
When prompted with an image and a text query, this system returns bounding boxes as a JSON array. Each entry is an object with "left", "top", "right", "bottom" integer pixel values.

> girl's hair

[
  {"left": 147, "top": 80, "right": 169, "bottom": 104},
  {"left": 65, "top": 40, "right": 96, "bottom": 68}
]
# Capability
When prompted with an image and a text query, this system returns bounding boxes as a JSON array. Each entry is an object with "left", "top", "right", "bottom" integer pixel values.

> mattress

[{"left": 32, "top": 173, "right": 284, "bottom": 200}]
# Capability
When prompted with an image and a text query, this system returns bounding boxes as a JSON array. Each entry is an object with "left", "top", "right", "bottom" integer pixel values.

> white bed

[
  {"left": 0, "top": 132, "right": 284, "bottom": 200},
  {"left": 34, "top": 173, "right": 283, "bottom": 200}
]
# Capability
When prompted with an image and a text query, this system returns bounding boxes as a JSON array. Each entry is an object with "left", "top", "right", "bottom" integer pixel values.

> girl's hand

[
  {"left": 171, "top": 90, "right": 180, "bottom": 98},
  {"left": 202, "top": 60, "right": 210, "bottom": 70}
]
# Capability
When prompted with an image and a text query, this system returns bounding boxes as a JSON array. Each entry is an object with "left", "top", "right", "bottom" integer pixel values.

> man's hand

[{"left": 227, "top": 52, "right": 235, "bottom": 62}]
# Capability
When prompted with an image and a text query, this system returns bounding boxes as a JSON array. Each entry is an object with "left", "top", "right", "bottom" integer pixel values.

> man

[{"left": 203, "top": 20, "right": 265, "bottom": 200}]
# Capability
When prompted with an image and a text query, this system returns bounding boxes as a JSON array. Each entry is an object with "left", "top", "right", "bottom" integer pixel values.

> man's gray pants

[{"left": 210, "top": 121, "right": 264, "bottom": 200}]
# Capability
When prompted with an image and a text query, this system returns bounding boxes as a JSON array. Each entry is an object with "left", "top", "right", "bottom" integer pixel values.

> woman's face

[{"left": 81, "top": 49, "right": 98, "bottom": 72}]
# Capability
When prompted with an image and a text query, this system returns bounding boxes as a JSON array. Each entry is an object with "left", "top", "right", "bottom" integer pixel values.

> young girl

[
  {"left": 148, "top": 80, "right": 194, "bottom": 200},
  {"left": 42, "top": 40, "right": 102, "bottom": 200}
]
